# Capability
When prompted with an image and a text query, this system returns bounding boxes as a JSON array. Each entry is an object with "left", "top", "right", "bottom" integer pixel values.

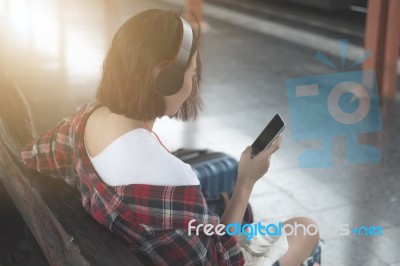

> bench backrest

[{"left": 0, "top": 69, "right": 143, "bottom": 265}]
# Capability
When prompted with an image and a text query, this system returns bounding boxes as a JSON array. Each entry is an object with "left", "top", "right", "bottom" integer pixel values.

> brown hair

[{"left": 96, "top": 9, "right": 202, "bottom": 121}]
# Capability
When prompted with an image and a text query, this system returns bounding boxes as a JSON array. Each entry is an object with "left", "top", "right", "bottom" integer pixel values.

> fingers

[
  {"left": 274, "top": 134, "right": 282, "bottom": 147},
  {"left": 243, "top": 134, "right": 282, "bottom": 161},
  {"left": 259, "top": 134, "right": 282, "bottom": 159},
  {"left": 242, "top": 146, "right": 252, "bottom": 155}
]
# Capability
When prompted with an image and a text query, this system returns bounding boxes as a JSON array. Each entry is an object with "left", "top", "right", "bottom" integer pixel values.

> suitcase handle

[{"left": 172, "top": 148, "right": 209, "bottom": 158}]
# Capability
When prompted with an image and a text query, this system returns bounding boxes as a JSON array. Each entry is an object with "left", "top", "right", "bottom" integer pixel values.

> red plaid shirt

[{"left": 21, "top": 102, "right": 244, "bottom": 265}]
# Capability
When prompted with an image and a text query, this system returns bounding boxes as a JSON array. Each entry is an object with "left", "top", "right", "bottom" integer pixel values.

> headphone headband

[{"left": 154, "top": 16, "right": 194, "bottom": 96}]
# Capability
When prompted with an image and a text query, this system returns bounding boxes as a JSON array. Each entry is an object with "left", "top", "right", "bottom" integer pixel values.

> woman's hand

[
  {"left": 237, "top": 134, "right": 282, "bottom": 186},
  {"left": 220, "top": 135, "right": 282, "bottom": 227}
]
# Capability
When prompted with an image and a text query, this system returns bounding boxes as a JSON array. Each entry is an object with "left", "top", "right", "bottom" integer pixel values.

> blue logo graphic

[
  {"left": 337, "top": 224, "right": 384, "bottom": 237},
  {"left": 286, "top": 39, "right": 382, "bottom": 168},
  {"left": 351, "top": 225, "right": 383, "bottom": 236}
]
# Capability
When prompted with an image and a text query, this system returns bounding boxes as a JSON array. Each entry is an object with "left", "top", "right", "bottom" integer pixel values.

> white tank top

[{"left": 85, "top": 128, "right": 200, "bottom": 186}]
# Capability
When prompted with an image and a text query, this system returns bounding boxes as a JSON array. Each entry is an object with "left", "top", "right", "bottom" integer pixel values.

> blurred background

[{"left": 0, "top": 0, "right": 399, "bottom": 265}]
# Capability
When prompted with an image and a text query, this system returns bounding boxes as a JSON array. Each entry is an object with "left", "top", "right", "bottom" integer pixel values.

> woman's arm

[{"left": 220, "top": 135, "right": 282, "bottom": 227}]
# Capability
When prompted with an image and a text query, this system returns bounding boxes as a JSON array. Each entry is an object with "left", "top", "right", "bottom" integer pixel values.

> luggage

[
  {"left": 172, "top": 148, "right": 254, "bottom": 224},
  {"left": 172, "top": 148, "right": 238, "bottom": 198}
]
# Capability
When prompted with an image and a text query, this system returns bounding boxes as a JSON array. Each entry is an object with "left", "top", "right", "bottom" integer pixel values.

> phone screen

[{"left": 251, "top": 114, "right": 285, "bottom": 156}]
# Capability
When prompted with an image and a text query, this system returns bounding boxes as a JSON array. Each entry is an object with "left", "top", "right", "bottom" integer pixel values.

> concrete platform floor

[{"left": 0, "top": 0, "right": 399, "bottom": 265}]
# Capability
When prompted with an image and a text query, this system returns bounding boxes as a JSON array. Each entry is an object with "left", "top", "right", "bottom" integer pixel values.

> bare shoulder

[{"left": 84, "top": 107, "right": 134, "bottom": 157}]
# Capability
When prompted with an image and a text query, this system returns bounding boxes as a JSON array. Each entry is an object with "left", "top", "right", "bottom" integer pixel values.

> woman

[{"left": 21, "top": 9, "right": 321, "bottom": 265}]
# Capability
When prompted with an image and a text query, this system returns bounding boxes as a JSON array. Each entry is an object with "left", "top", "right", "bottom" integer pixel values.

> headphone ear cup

[
  {"left": 153, "top": 16, "right": 193, "bottom": 96},
  {"left": 154, "top": 64, "right": 185, "bottom": 96}
]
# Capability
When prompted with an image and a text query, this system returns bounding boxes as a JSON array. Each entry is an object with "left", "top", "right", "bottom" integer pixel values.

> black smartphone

[{"left": 251, "top": 114, "right": 285, "bottom": 157}]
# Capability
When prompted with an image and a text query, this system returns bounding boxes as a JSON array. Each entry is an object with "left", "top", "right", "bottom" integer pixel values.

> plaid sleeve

[{"left": 20, "top": 116, "right": 78, "bottom": 188}]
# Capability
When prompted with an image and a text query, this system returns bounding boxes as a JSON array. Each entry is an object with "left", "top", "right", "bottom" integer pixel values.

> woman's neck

[
  {"left": 106, "top": 107, "right": 156, "bottom": 131},
  {"left": 127, "top": 117, "right": 155, "bottom": 132},
  {"left": 142, "top": 120, "right": 155, "bottom": 132}
]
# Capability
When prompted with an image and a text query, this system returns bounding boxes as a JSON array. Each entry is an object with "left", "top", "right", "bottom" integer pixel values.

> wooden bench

[{"left": 0, "top": 70, "right": 144, "bottom": 266}]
